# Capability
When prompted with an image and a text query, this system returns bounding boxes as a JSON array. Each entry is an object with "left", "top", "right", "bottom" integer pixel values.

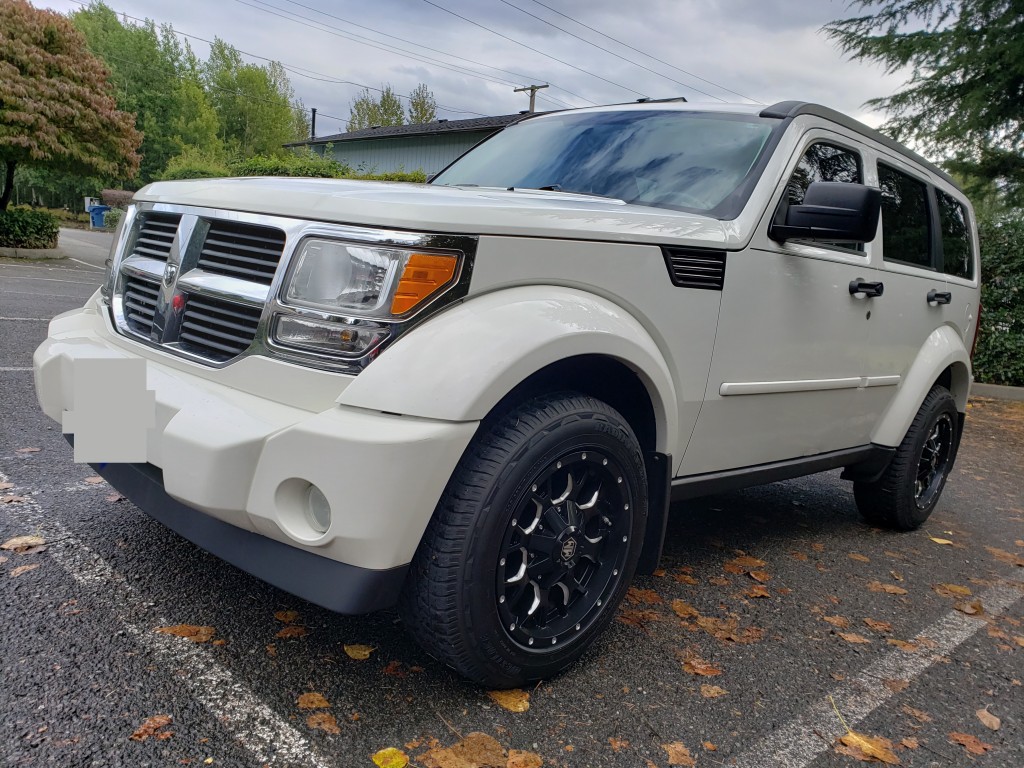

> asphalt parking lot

[{"left": 1, "top": 241, "right": 1022, "bottom": 768}]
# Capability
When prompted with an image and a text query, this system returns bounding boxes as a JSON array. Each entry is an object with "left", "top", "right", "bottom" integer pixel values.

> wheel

[
  {"left": 854, "top": 386, "right": 960, "bottom": 530},
  {"left": 399, "top": 392, "right": 647, "bottom": 688}
]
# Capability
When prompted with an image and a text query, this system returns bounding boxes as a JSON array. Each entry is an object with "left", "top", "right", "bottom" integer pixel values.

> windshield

[{"left": 432, "top": 110, "right": 778, "bottom": 216}]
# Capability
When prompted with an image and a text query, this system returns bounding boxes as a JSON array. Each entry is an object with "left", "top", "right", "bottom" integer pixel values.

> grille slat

[
  {"left": 196, "top": 221, "right": 286, "bottom": 286},
  {"left": 132, "top": 213, "right": 181, "bottom": 262},
  {"left": 662, "top": 247, "right": 727, "bottom": 290},
  {"left": 177, "top": 294, "right": 263, "bottom": 361},
  {"left": 122, "top": 277, "right": 161, "bottom": 336}
]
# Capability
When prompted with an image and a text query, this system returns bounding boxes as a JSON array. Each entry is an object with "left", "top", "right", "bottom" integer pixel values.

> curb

[
  {"left": 971, "top": 382, "right": 1024, "bottom": 402},
  {"left": 0, "top": 246, "right": 68, "bottom": 261}
]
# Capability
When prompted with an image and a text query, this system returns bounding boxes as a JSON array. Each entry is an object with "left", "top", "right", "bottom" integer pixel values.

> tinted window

[
  {"left": 432, "top": 111, "right": 776, "bottom": 215},
  {"left": 879, "top": 164, "right": 932, "bottom": 268},
  {"left": 937, "top": 190, "right": 973, "bottom": 279},
  {"left": 787, "top": 143, "right": 861, "bottom": 204}
]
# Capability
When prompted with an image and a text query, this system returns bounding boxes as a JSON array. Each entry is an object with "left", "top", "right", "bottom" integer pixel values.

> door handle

[
  {"left": 927, "top": 289, "right": 952, "bottom": 305},
  {"left": 849, "top": 279, "right": 884, "bottom": 298}
]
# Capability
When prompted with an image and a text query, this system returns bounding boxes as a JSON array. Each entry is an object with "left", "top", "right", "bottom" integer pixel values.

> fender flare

[
  {"left": 338, "top": 286, "right": 680, "bottom": 455},
  {"left": 870, "top": 324, "right": 971, "bottom": 447}
]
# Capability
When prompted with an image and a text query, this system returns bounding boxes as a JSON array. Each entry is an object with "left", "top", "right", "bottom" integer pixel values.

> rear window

[
  {"left": 936, "top": 190, "right": 974, "bottom": 280},
  {"left": 879, "top": 163, "right": 932, "bottom": 268}
]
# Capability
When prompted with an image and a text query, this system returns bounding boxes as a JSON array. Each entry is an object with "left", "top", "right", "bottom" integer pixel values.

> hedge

[
  {"left": 0, "top": 207, "right": 60, "bottom": 249},
  {"left": 974, "top": 213, "right": 1024, "bottom": 386},
  {"left": 160, "top": 149, "right": 427, "bottom": 184}
]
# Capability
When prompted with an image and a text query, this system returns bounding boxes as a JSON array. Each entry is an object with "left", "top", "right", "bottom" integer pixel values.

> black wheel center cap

[
  {"left": 560, "top": 536, "right": 578, "bottom": 561},
  {"left": 555, "top": 525, "right": 580, "bottom": 563}
]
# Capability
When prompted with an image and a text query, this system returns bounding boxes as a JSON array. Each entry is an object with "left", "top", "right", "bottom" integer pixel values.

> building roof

[{"left": 287, "top": 113, "right": 532, "bottom": 147}]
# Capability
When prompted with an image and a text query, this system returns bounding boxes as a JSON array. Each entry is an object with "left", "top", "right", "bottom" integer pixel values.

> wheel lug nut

[
  {"left": 551, "top": 638, "right": 557, "bottom": 645},
  {"left": 500, "top": 558, "right": 506, "bottom": 566},
  {"left": 622, "top": 536, "right": 627, "bottom": 542},
  {"left": 602, "top": 459, "right": 608, "bottom": 465},
  {"left": 617, "top": 476, "right": 623, "bottom": 483},
  {"left": 499, "top": 596, "right": 505, "bottom": 603},
  {"left": 582, "top": 452, "right": 587, "bottom": 459},
  {"left": 624, "top": 504, "right": 629, "bottom": 510},
  {"left": 510, "top": 623, "right": 515, "bottom": 631},
  {"left": 512, "top": 519, "right": 517, "bottom": 527},
  {"left": 613, "top": 569, "right": 618, "bottom": 576},
  {"left": 528, "top": 638, "right": 534, "bottom": 645},
  {"left": 556, "top": 461, "right": 562, "bottom": 469},
  {"left": 576, "top": 624, "right": 581, "bottom": 631}
]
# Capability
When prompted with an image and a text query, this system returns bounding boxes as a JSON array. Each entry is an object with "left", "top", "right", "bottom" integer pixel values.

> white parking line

[
  {"left": 2, "top": 275, "right": 99, "bottom": 285},
  {"left": 0, "top": 367, "right": 33, "bottom": 372},
  {"left": 733, "top": 582, "right": 1021, "bottom": 768},
  {"left": 0, "top": 471, "right": 331, "bottom": 768},
  {"left": 0, "top": 317, "right": 49, "bottom": 322},
  {"left": 70, "top": 258, "right": 105, "bottom": 270}
]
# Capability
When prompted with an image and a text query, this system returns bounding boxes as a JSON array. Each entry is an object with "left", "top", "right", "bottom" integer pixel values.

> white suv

[{"left": 34, "top": 100, "right": 980, "bottom": 687}]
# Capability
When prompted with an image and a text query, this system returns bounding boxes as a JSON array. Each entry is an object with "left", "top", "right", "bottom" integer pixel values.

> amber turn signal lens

[{"left": 390, "top": 253, "right": 458, "bottom": 314}]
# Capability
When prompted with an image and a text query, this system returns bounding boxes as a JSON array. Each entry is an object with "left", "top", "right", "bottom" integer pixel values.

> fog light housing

[
  {"left": 273, "top": 314, "right": 390, "bottom": 357},
  {"left": 305, "top": 484, "right": 332, "bottom": 534}
]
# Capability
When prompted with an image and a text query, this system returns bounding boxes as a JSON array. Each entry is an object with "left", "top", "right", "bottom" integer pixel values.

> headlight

[{"left": 273, "top": 238, "right": 460, "bottom": 358}]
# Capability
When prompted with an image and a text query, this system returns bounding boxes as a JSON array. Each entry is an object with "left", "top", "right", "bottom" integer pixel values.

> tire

[
  {"left": 399, "top": 392, "right": 648, "bottom": 688},
  {"left": 854, "top": 386, "right": 960, "bottom": 530}
]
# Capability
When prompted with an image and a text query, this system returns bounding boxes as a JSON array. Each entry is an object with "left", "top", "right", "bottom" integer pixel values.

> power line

[
  {"left": 420, "top": 0, "right": 645, "bottom": 99},
  {"left": 234, "top": 0, "right": 582, "bottom": 109},
  {"left": 496, "top": 0, "right": 724, "bottom": 102},
  {"left": 62, "top": 0, "right": 490, "bottom": 118},
  {"left": 523, "top": 0, "right": 760, "bottom": 103}
]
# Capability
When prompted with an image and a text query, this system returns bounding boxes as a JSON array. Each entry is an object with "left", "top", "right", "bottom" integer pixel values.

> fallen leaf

[
  {"left": 867, "top": 581, "right": 908, "bottom": 595},
  {"left": 901, "top": 705, "right": 931, "bottom": 723},
  {"left": 382, "top": 660, "right": 408, "bottom": 678},
  {"left": 274, "top": 610, "right": 300, "bottom": 624},
  {"left": 1015, "top": 636, "right": 1024, "bottom": 648},
  {"left": 674, "top": 572, "right": 699, "bottom": 585},
  {"left": 836, "top": 731, "right": 900, "bottom": 764},
  {"left": 749, "top": 570, "right": 772, "bottom": 583},
  {"left": 1, "top": 535, "right": 45, "bottom": 553},
  {"left": 130, "top": 714, "right": 173, "bottom": 742},
  {"left": 928, "top": 537, "right": 953, "bottom": 545},
  {"left": 681, "top": 651, "right": 721, "bottom": 677},
  {"left": 708, "top": 576, "right": 730, "bottom": 586},
  {"left": 84, "top": 476, "right": 105, "bottom": 484},
  {"left": 933, "top": 583, "right": 972, "bottom": 598},
  {"left": 887, "top": 639, "right": 920, "bottom": 652},
  {"left": 16, "top": 447, "right": 41, "bottom": 453},
  {"left": 976, "top": 708, "right": 1001, "bottom": 731},
  {"left": 307, "top": 712, "right": 340, "bottom": 734},
  {"left": 791, "top": 551, "right": 809, "bottom": 561},
  {"left": 608, "top": 737, "right": 629, "bottom": 753},
  {"left": 900, "top": 737, "right": 919, "bottom": 749},
  {"left": 106, "top": 493, "right": 125, "bottom": 503},
  {"left": 954, "top": 600, "right": 984, "bottom": 617},
  {"left": 882, "top": 679, "right": 909, "bottom": 693},
  {"left": 949, "top": 732, "right": 992, "bottom": 755},
  {"left": 652, "top": 568, "right": 666, "bottom": 577},
  {"left": 297, "top": 692, "right": 330, "bottom": 709},
  {"left": 822, "top": 615, "right": 850, "bottom": 629},
  {"left": 276, "top": 625, "right": 307, "bottom": 639},
  {"left": 985, "top": 546, "right": 1024, "bottom": 567},
  {"left": 838, "top": 632, "right": 871, "bottom": 644},
  {"left": 507, "top": 749, "right": 543, "bottom": 768},
  {"left": 626, "top": 587, "right": 663, "bottom": 604},
  {"left": 488, "top": 689, "right": 530, "bottom": 713},
  {"left": 662, "top": 741, "right": 695, "bottom": 766},
  {"left": 372, "top": 747, "right": 410, "bottom": 768},
  {"left": 10, "top": 564, "right": 40, "bottom": 577},
  {"left": 699, "top": 684, "right": 728, "bottom": 698},
  {"left": 1, "top": 496, "right": 29, "bottom": 504},
  {"left": 848, "top": 553, "right": 871, "bottom": 563},
  {"left": 617, "top": 608, "right": 663, "bottom": 628},
  {"left": 420, "top": 733, "right": 505, "bottom": 768},
  {"left": 204, "top": 759, "right": 213, "bottom": 765},
  {"left": 212, "top": 639, "right": 226, "bottom": 646},
  {"left": 890, "top": 571, "right": 904, "bottom": 581},
  {"left": 703, "top": 741, "right": 717, "bottom": 751},
  {"left": 0, "top": 556, "right": 6, "bottom": 565},
  {"left": 343, "top": 644, "right": 374, "bottom": 660},
  {"left": 0, "top": 482, "right": 12, "bottom": 490},
  {"left": 156, "top": 625, "right": 216, "bottom": 643},
  {"left": 724, "top": 555, "right": 766, "bottom": 574},
  {"left": 671, "top": 599, "right": 700, "bottom": 619},
  {"left": 746, "top": 584, "right": 770, "bottom": 598},
  {"left": 811, "top": 542, "right": 826, "bottom": 552},
  {"left": 265, "top": 644, "right": 277, "bottom": 657},
  {"left": 864, "top": 619, "right": 893, "bottom": 633}
]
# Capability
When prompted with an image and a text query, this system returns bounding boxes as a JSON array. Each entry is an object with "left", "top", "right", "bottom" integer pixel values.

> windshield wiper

[{"left": 507, "top": 185, "right": 622, "bottom": 201}]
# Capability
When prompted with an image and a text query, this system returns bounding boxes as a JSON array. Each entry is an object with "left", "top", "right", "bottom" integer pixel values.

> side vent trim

[{"left": 661, "top": 247, "right": 727, "bottom": 291}]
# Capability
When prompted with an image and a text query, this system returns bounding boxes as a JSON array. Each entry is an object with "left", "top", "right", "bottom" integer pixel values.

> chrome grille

[
  {"left": 122, "top": 276, "right": 160, "bottom": 336},
  {"left": 197, "top": 220, "right": 286, "bottom": 285},
  {"left": 132, "top": 213, "right": 181, "bottom": 261},
  {"left": 179, "top": 294, "right": 263, "bottom": 361}
]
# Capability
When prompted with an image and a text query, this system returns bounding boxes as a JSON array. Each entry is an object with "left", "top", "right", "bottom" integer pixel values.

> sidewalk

[
  {"left": 972, "top": 382, "right": 1024, "bottom": 402},
  {"left": 0, "top": 227, "right": 113, "bottom": 266}
]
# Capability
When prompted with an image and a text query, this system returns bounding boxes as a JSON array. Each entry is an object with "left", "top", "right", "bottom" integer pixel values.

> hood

[{"left": 134, "top": 177, "right": 739, "bottom": 248}]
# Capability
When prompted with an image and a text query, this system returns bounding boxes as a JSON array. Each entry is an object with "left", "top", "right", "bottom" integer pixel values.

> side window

[
  {"left": 936, "top": 190, "right": 974, "bottom": 279},
  {"left": 787, "top": 142, "right": 861, "bottom": 204},
  {"left": 879, "top": 163, "right": 932, "bottom": 268}
]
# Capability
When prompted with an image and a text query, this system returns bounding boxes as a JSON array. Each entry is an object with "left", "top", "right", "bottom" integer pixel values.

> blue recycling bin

[{"left": 88, "top": 204, "right": 111, "bottom": 228}]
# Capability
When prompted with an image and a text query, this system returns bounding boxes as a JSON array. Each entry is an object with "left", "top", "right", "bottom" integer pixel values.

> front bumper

[{"left": 34, "top": 301, "right": 479, "bottom": 611}]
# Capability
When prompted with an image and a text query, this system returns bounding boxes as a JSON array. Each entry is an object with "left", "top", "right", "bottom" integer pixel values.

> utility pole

[
  {"left": 310, "top": 107, "right": 317, "bottom": 140},
  {"left": 514, "top": 84, "right": 548, "bottom": 113}
]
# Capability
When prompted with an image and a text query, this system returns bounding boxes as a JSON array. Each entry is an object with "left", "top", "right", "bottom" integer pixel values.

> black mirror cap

[{"left": 770, "top": 181, "right": 881, "bottom": 243}]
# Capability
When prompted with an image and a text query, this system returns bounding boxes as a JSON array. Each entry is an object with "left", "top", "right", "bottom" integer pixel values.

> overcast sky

[{"left": 40, "top": 0, "right": 908, "bottom": 137}]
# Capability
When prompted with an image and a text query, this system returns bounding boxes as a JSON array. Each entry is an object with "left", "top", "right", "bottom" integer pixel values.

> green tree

[
  {"left": 824, "top": 0, "right": 1024, "bottom": 205},
  {"left": 204, "top": 39, "right": 308, "bottom": 157},
  {"left": 0, "top": 0, "right": 140, "bottom": 210},
  {"left": 407, "top": 83, "right": 438, "bottom": 125},
  {"left": 347, "top": 85, "right": 406, "bottom": 131}
]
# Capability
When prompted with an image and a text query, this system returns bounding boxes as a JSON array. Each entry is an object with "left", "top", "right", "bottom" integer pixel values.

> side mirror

[{"left": 769, "top": 181, "right": 881, "bottom": 243}]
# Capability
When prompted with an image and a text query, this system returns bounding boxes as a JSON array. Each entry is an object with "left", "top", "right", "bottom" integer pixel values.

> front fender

[
  {"left": 338, "top": 286, "right": 679, "bottom": 454},
  {"left": 871, "top": 324, "right": 971, "bottom": 447}
]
